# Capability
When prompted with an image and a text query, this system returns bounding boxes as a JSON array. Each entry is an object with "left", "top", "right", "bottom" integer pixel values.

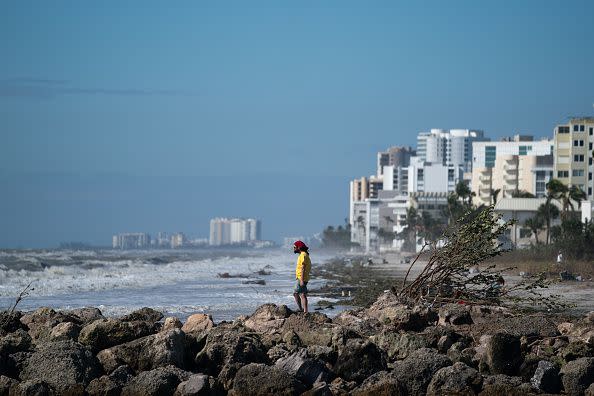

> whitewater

[{"left": 0, "top": 249, "right": 338, "bottom": 322}]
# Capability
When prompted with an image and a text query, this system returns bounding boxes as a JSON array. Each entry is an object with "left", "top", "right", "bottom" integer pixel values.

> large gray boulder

[
  {"left": 243, "top": 304, "right": 293, "bottom": 334},
  {"left": 19, "top": 307, "right": 78, "bottom": 342},
  {"left": 121, "top": 365, "right": 191, "bottom": 396},
  {"left": 483, "top": 333, "right": 522, "bottom": 375},
  {"left": 281, "top": 312, "right": 335, "bottom": 347},
  {"left": 480, "top": 375, "right": 535, "bottom": 396},
  {"left": 120, "top": 307, "right": 163, "bottom": 325},
  {"left": 530, "top": 360, "right": 560, "bottom": 394},
  {"left": 365, "top": 294, "right": 434, "bottom": 331},
  {"left": 86, "top": 365, "right": 134, "bottom": 396},
  {"left": 392, "top": 348, "right": 452, "bottom": 396},
  {"left": 0, "top": 375, "right": 19, "bottom": 395},
  {"left": 49, "top": 322, "right": 80, "bottom": 342},
  {"left": 427, "top": 362, "right": 483, "bottom": 396},
  {"left": 194, "top": 327, "right": 268, "bottom": 390},
  {"left": 0, "top": 329, "right": 32, "bottom": 356},
  {"left": 560, "top": 357, "right": 594, "bottom": 396},
  {"left": 438, "top": 304, "right": 473, "bottom": 326},
  {"left": 17, "top": 340, "right": 101, "bottom": 394},
  {"left": 0, "top": 311, "right": 26, "bottom": 336},
  {"left": 371, "top": 330, "right": 431, "bottom": 361},
  {"left": 333, "top": 339, "right": 387, "bottom": 382},
  {"left": 65, "top": 307, "right": 104, "bottom": 326},
  {"left": 174, "top": 374, "right": 211, "bottom": 396},
  {"left": 97, "top": 328, "right": 187, "bottom": 374},
  {"left": 9, "top": 379, "right": 56, "bottom": 396},
  {"left": 229, "top": 363, "right": 306, "bottom": 396},
  {"left": 275, "top": 348, "right": 331, "bottom": 386},
  {"left": 78, "top": 318, "right": 152, "bottom": 352},
  {"left": 351, "top": 371, "right": 406, "bottom": 396}
]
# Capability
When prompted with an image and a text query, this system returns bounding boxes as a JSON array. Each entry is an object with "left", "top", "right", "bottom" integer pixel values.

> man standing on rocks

[{"left": 293, "top": 240, "right": 311, "bottom": 313}]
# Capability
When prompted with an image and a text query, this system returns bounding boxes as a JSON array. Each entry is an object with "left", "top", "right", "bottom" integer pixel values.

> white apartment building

[
  {"left": 471, "top": 136, "right": 554, "bottom": 206},
  {"left": 112, "top": 233, "right": 151, "bottom": 249},
  {"left": 209, "top": 218, "right": 262, "bottom": 246},
  {"left": 170, "top": 232, "right": 186, "bottom": 248},
  {"left": 417, "top": 129, "right": 488, "bottom": 173},
  {"left": 383, "top": 157, "right": 463, "bottom": 195},
  {"left": 553, "top": 117, "right": 594, "bottom": 199},
  {"left": 376, "top": 146, "right": 415, "bottom": 176}
]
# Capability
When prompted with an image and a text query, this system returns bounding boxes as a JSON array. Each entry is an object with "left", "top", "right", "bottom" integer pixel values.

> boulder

[
  {"left": 469, "top": 305, "right": 513, "bottom": 324},
  {"left": 79, "top": 318, "right": 152, "bottom": 352},
  {"left": 9, "top": 379, "right": 56, "bottom": 396},
  {"left": 229, "top": 363, "right": 306, "bottom": 396},
  {"left": 351, "top": 371, "right": 406, "bottom": 396},
  {"left": 391, "top": 348, "right": 452, "bottom": 396},
  {"left": 97, "top": 328, "right": 187, "bottom": 374},
  {"left": 306, "top": 345, "right": 337, "bottom": 365},
  {"left": 438, "top": 304, "right": 473, "bottom": 326},
  {"left": 174, "top": 374, "right": 210, "bottom": 396},
  {"left": 281, "top": 313, "right": 334, "bottom": 347},
  {"left": 49, "top": 322, "right": 80, "bottom": 342},
  {"left": 427, "top": 362, "right": 483, "bottom": 396},
  {"left": 120, "top": 307, "right": 163, "bottom": 325},
  {"left": 530, "top": 360, "right": 560, "bottom": 394},
  {"left": 479, "top": 375, "right": 534, "bottom": 396},
  {"left": 19, "top": 307, "right": 77, "bottom": 341},
  {"left": 301, "top": 381, "right": 333, "bottom": 396},
  {"left": 472, "top": 315, "right": 559, "bottom": 339},
  {"left": 371, "top": 330, "right": 431, "bottom": 361},
  {"left": 560, "top": 341, "right": 594, "bottom": 362},
  {"left": 267, "top": 344, "right": 293, "bottom": 362},
  {"left": 366, "top": 294, "right": 433, "bottom": 331},
  {"left": 86, "top": 365, "right": 134, "bottom": 396},
  {"left": 121, "top": 365, "right": 191, "bottom": 396},
  {"left": 560, "top": 357, "right": 594, "bottom": 396},
  {"left": 194, "top": 327, "right": 268, "bottom": 390},
  {"left": 333, "top": 339, "right": 387, "bottom": 382},
  {"left": 181, "top": 314, "right": 214, "bottom": 335},
  {"left": 243, "top": 304, "right": 292, "bottom": 334},
  {"left": 162, "top": 317, "right": 183, "bottom": 332},
  {"left": 328, "top": 377, "right": 358, "bottom": 395},
  {"left": 332, "top": 309, "right": 380, "bottom": 336},
  {"left": 483, "top": 333, "right": 522, "bottom": 375},
  {"left": 0, "top": 375, "right": 18, "bottom": 395},
  {"left": 65, "top": 307, "right": 104, "bottom": 326},
  {"left": 275, "top": 348, "right": 331, "bottom": 386},
  {"left": 558, "top": 313, "right": 594, "bottom": 345},
  {"left": 586, "top": 383, "right": 594, "bottom": 396},
  {"left": 0, "top": 329, "right": 32, "bottom": 356},
  {"left": 17, "top": 340, "right": 101, "bottom": 393},
  {"left": 0, "top": 311, "right": 26, "bottom": 335}
]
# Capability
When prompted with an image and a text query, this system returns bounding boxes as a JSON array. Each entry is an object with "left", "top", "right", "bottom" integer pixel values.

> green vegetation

[{"left": 321, "top": 220, "right": 355, "bottom": 249}]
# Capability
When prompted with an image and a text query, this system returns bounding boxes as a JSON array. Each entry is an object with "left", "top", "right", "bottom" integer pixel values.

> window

[
  {"left": 590, "top": 142, "right": 593, "bottom": 150},
  {"left": 590, "top": 157, "right": 593, "bottom": 166},
  {"left": 558, "top": 126, "right": 570, "bottom": 134},
  {"left": 485, "top": 146, "right": 496, "bottom": 167},
  {"left": 417, "top": 169, "right": 424, "bottom": 181},
  {"left": 590, "top": 127, "right": 593, "bottom": 135},
  {"left": 448, "top": 169, "right": 455, "bottom": 182},
  {"left": 557, "top": 170, "right": 569, "bottom": 178},
  {"left": 572, "top": 169, "right": 584, "bottom": 177},
  {"left": 574, "top": 154, "right": 585, "bottom": 162},
  {"left": 589, "top": 173, "right": 592, "bottom": 181},
  {"left": 580, "top": 125, "right": 585, "bottom": 132},
  {"left": 574, "top": 140, "right": 585, "bottom": 147},
  {"left": 573, "top": 125, "right": 579, "bottom": 132},
  {"left": 519, "top": 228, "right": 532, "bottom": 238},
  {"left": 590, "top": 187, "right": 593, "bottom": 196}
]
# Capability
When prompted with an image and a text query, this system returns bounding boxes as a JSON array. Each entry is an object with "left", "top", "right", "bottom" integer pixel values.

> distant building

[
  {"left": 471, "top": 136, "right": 554, "bottom": 205},
  {"left": 376, "top": 146, "right": 415, "bottom": 176},
  {"left": 156, "top": 232, "right": 169, "bottom": 248},
  {"left": 112, "top": 233, "right": 150, "bottom": 249},
  {"left": 417, "top": 128, "right": 488, "bottom": 173},
  {"left": 170, "top": 232, "right": 186, "bottom": 248},
  {"left": 209, "top": 218, "right": 262, "bottom": 246},
  {"left": 553, "top": 117, "right": 594, "bottom": 199}
]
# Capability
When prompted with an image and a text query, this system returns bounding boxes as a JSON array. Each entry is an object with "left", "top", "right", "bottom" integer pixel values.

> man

[{"left": 293, "top": 240, "right": 311, "bottom": 313}]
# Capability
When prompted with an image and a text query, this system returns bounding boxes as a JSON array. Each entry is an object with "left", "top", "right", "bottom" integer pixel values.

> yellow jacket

[{"left": 295, "top": 252, "right": 311, "bottom": 282}]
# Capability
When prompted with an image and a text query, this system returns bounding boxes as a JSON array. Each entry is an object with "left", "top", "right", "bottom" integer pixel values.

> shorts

[{"left": 294, "top": 279, "right": 308, "bottom": 294}]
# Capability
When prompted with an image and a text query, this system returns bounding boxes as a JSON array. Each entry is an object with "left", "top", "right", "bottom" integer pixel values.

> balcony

[
  {"left": 479, "top": 175, "right": 491, "bottom": 182},
  {"left": 504, "top": 164, "right": 518, "bottom": 172}
]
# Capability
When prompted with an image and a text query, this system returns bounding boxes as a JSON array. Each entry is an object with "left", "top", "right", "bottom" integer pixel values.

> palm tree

[
  {"left": 524, "top": 215, "right": 544, "bottom": 245},
  {"left": 511, "top": 190, "right": 535, "bottom": 198},
  {"left": 569, "top": 185, "right": 587, "bottom": 211},
  {"left": 455, "top": 182, "right": 473, "bottom": 206},
  {"left": 537, "top": 202, "right": 560, "bottom": 245},
  {"left": 400, "top": 207, "right": 420, "bottom": 252},
  {"left": 356, "top": 215, "right": 366, "bottom": 248},
  {"left": 490, "top": 188, "right": 501, "bottom": 205}
]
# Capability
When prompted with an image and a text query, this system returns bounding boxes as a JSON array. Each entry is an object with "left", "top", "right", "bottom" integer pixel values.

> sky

[{"left": 1, "top": 1, "right": 594, "bottom": 248}]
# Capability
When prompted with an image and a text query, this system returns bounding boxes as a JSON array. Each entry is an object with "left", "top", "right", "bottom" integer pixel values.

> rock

[
  {"left": 86, "top": 365, "right": 134, "bottom": 396},
  {"left": 162, "top": 317, "right": 183, "bottom": 332},
  {"left": 333, "top": 339, "right": 387, "bottom": 382},
  {"left": 49, "top": 322, "right": 80, "bottom": 341},
  {"left": 559, "top": 314, "right": 594, "bottom": 345},
  {"left": 427, "top": 362, "right": 483, "bottom": 396},
  {"left": 17, "top": 340, "right": 101, "bottom": 393},
  {"left": 10, "top": 379, "right": 56, "bottom": 396},
  {"left": 469, "top": 305, "right": 513, "bottom": 324},
  {"left": 438, "top": 304, "right": 473, "bottom": 326},
  {"left": 174, "top": 374, "right": 210, "bottom": 396},
  {"left": 306, "top": 345, "right": 337, "bottom": 365},
  {"left": 371, "top": 331, "right": 431, "bottom": 361},
  {"left": 181, "top": 314, "right": 214, "bottom": 335},
  {"left": 65, "top": 307, "right": 104, "bottom": 326},
  {"left": 366, "top": 294, "right": 433, "bottom": 331},
  {"left": 472, "top": 315, "right": 559, "bottom": 339},
  {"left": 282, "top": 330, "right": 302, "bottom": 347},
  {"left": 4, "top": 352, "right": 31, "bottom": 379},
  {"left": 243, "top": 304, "right": 292, "bottom": 334},
  {"left": 19, "top": 307, "right": 77, "bottom": 342},
  {"left": 194, "top": 327, "right": 268, "bottom": 390},
  {"left": 0, "top": 311, "right": 26, "bottom": 335},
  {"left": 120, "top": 307, "right": 163, "bottom": 324},
  {"left": 328, "top": 377, "right": 358, "bottom": 395},
  {"left": 121, "top": 365, "right": 191, "bottom": 396},
  {"left": 0, "top": 375, "right": 18, "bottom": 395},
  {"left": 561, "top": 341, "right": 594, "bottom": 362},
  {"left": 586, "top": 383, "right": 594, "bottom": 396},
  {"left": 332, "top": 309, "right": 380, "bottom": 336},
  {"left": 97, "top": 328, "right": 187, "bottom": 374},
  {"left": 530, "top": 360, "right": 560, "bottom": 393},
  {"left": 229, "top": 363, "right": 306, "bottom": 396},
  {"left": 437, "top": 333, "right": 458, "bottom": 353},
  {"left": 281, "top": 313, "right": 334, "bottom": 347},
  {"left": 267, "top": 344, "right": 293, "bottom": 362},
  {"left": 78, "top": 318, "right": 152, "bottom": 352},
  {"left": 480, "top": 375, "right": 534, "bottom": 396},
  {"left": 351, "top": 371, "right": 406, "bottom": 396},
  {"left": 301, "top": 381, "right": 332, "bottom": 396},
  {"left": 483, "top": 333, "right": 522, "bottom": 375},
  {"left": 0, "top": 329, "right": 32, "bottom": 356},
  {"left": 560, "top": 357, "right": 594, "bottom": 396},
  {"left": 275, "top": 348, "right": 331, "bottom": 386},
  {"left": 392, "top": 348, "right": 452, "bottom": 396}
]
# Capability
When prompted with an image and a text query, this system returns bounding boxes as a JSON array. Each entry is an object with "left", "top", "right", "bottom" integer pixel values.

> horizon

[{"left": 2, "top": 1, "right": 594, "bottom": 248}]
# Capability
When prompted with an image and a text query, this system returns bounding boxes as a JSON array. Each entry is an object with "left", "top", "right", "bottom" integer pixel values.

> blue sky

[{"left": 1, "top": 1, "right": 594, "bottom": 247}]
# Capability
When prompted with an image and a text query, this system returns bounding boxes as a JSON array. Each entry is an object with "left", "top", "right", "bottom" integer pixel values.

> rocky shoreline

[{"left": 1, "top": 292, "right": 594, "bottom": 396}]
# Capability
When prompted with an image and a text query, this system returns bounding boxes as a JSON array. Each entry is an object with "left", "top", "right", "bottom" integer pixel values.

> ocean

[{"left": 0, "top": 248, "right": 339, "bottom": 322}]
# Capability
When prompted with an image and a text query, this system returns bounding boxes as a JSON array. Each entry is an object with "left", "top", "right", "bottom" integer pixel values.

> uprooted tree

[{"left": 396, "top": 205, "right": 569, "bottom": 311}]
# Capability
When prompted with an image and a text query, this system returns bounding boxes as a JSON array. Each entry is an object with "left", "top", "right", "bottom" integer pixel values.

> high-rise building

[
  {"left": 112, "top": 233, "right": 151, "bottom": 249},
  {"left": 417, "top": 129, "right": 488, "bottom": 173},
  {"left": 170, "top": 232, "right": 186, "bottom": 248},
  {"left": 209, "top": 218, "right": 261, "bottom": 246},
  {"left": 554, "top": 117, "right": 594, "bottom": 198},
  {"left": 376, "top": 146, "right": 415, "bottom": 176},
  {"left": 471, "top": 136, "right": 554, "bottom": 205}
]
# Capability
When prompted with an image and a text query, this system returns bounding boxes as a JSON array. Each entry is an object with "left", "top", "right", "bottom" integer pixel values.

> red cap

[{"left": 293, "top": 240, "right": 307, "bottom": 250}]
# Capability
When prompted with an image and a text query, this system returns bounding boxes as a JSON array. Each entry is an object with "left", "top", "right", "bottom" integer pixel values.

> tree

[
  {"left": 490, "top": 188, "right": 501, "bottom": 205},
  {"left": 524, "top": 215, "right": 544, "bottom": 245},
  {"left": 397, "top": 207, "right": 420, "bottom": 252},
  {"left": 322, "top": 221, "right": 353, "bottom": 249},
  {"left": 511, "top": 190, "right": 535, "bottom": 198},
  {"left": 537, "top": 202, "right": 559, "bottom": 245},
  {"left": 455, "top": 182, "right": 473, "bottom": 206}
]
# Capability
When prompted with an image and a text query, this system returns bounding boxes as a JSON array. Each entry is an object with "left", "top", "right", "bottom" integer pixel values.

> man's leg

[
  {"left": 293, "top": 292, "right": 303, "bottom": 312},
  {"left": 300, "top": 293, "right": 308, "bottom": 313}
]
